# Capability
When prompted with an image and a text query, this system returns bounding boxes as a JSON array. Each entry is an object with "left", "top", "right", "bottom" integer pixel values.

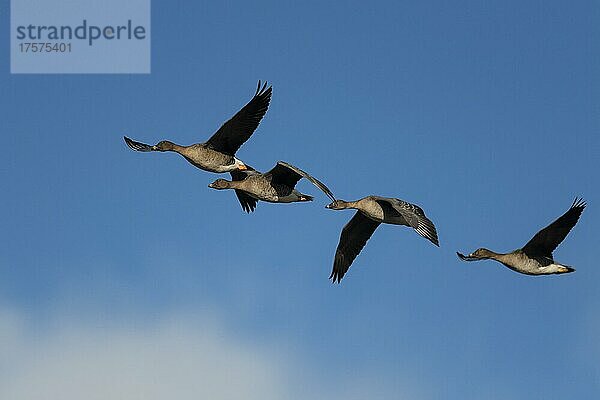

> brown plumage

[
  {"left": 326, "top": 196, "right": 439, "bottom": 283},
  {"left": 209, "top": 161, "right": 335, "bottom": 210},
  {"left": 457, "top": 197, "right": 586, "bottom": 275},
  {"left": 124, "top": 81, "right": 272, "bottom": 210}
]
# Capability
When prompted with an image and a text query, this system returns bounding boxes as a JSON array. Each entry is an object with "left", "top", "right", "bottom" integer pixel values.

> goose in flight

[
  {"left": 326, "top": 196, "right": 440, "bottom": 283},
  {"left": 124, "top": 81, "right": 272, "bottom": 173},
  {"left": 208, "top": 161, "right": 335, "bottom": 209},
  {"left": 457, "top": 198, "right": 586, "bottom": 275}
]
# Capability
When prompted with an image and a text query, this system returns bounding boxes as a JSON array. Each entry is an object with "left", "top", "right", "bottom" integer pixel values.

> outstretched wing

[
  {"left": 230, "top": 167, "right": 260, "bottom": 213},
  {"left": 205, "top": 81, "right": 272, "bottom": 156},
  {"left": 330, "top": 211, "right": 380, "bottom": 283},
  {"left": 374, "top": 198, "right": 440, "bottom": 247},
  {"left": 522, "top": 197, "right": 586, "bottom": 257},
  {"left": 266, "top": 161, "right": 336, "bottom": 201},
  {"left": 124, "top": 136, "right": 154, "bottom": 152}
]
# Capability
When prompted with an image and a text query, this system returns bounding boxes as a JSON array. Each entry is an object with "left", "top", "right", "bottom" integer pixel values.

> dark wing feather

[
  {"left": 267, "top": 161, "right": 336, "bottom": 201},
  {"left": 233, "top": 190, "right": 258, "bottom": 213},
  {"left": 230, "top": 167, "right": 260, "bottom": 213},
  {"left": 205, "top": 81, "right": 272, "bottom": 156},
  {"left": 522, "top": 197, "right": 586, "bottom": 257},
  {"left": 374, "top": 198, "right": 440, "bottom": 247},
  {"left": 330, "top": 212, "right": 380, "bottom": 283},
  {"left": 265, "top": 163, "right": 302, "bottom": 188},
  {"left": 124, "top": 136, "right": 154, "bottom": 152}
]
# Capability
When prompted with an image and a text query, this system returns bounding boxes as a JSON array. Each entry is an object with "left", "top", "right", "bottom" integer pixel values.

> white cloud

[
  {"left": 0, "top": 307, "right": 424, "bottom": 400},
  {"left": 0, "top": 309, "right": 287, "bottom": 400}
]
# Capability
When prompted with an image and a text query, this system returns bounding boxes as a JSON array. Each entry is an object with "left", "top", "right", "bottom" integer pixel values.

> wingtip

[
  {"left": 255, "top": 80, "right": 272, "bottom": 96},
  {"left": 429, "top": 231, "right": 440, "bottom": 247},
  {"left": 330, "top": 258, "right": 348, "bottom": 284},
  {"left": 571, "top": 196, "right": 587, "bottom": 210},
  {"left": 329, "top": 272, "right": 342, "bottom": 284},
  {"left": 239, "top": 201, "right": 257, "bottom": 214},
  {"left": 123, "top": 135, "right": 135, "bottom": 149},
  {"left": 123, "top": 136, "right": 154, "bottom": 152},
  {"left": 255, "top": 80, "right": 261, "bottom": 95}
]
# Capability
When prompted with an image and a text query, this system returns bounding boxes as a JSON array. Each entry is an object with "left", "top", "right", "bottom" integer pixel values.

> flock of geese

[{"left": 124, "top": 81, "right": 586, "bottom": 283}]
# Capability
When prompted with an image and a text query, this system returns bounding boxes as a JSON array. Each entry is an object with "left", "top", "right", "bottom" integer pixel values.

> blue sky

[{"left": 1, "top": 1, "right": 599, "bottom": 398}]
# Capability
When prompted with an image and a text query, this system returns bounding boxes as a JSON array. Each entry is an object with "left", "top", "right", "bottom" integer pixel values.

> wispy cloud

[
  {"left": 0, "top": 307, "right": 424, "bottom": 400},
  {"left": 0, "top": 308, "right": 287, "bottom": 400}
]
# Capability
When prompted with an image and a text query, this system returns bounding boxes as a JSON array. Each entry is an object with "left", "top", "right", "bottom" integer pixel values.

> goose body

[
  {"left": 209, "top": 161, "right": 335, "bottom": 208},
  {"left": 232, "top": 173, "right": 311, "bottom": 203},
  {"left": 124, "top": 81, "right": 272, "bottom": 173},
  {"left": 461, "top": 249, "right": 571, "bottom": 276},
  {"left": 176, "top": 144, "right": 246, "bottom": 173},
  {"left": 326, "top": 196, "right": 440, "bottom": 283},
  {"left": 457, "top": 198, "right": 586, "bottom": 275},
  {"left": 128, "top": 141, "right": 247, "bottom": 173}
]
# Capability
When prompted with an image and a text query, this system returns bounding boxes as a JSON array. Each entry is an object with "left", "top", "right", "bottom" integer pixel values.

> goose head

[
  {"left": 326, "top": 200, "right": 350, "bottom": 210},
  {"left": 208, "top": 178, "right": 233, "bottom": 190},
  {"left": 153, "top": 140, "right": 176, "bottom": 152},
  {"left": 457, "top": 248, "right": 495, "bottom": 261}
]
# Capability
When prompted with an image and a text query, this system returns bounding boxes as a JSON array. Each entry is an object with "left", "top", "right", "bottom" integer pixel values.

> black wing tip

[
  {"left": 239, "top": 199, "right": 258, "bottom": 213},
  {"left": 317, "top": 179, "right": 337, "bottom": 202},
  {"left": 571, "top": 197, "right": 587, "bottom": 210},
  {"left": 240, "top": 202, "right": 255, "bottom": 213},
  {"left": 123, "top": 135, "right": 153, "bottom": 152},
  {"left": 329, "top": 254, "right": 350, "bottom": 284},
  {"left": 431, "top": 229, "right": 440, "bottom": 246},
  {"left": 329, "top": 269, "right": 343, "bottom": 284},
  {"left": 255, "top": 80, "right": 273, "bottom": 97},
  {"left": 415, "top": 218, "right": 440, "bottom": 247},
  {"left": 427, "top": 225, "right": 440, "bottom": 247},
  {"left": 421, "top": 229, "right": 440, "bottom": 247}
]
